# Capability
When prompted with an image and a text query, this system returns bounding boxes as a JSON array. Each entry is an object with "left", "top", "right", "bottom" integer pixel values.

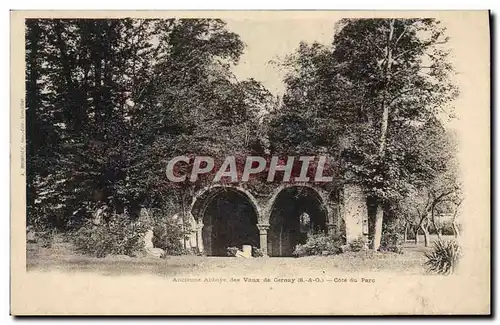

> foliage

[
  {"left": 26, "top": 18, "right": 273, "bottom": 230},
  {"left": 293, "top": 233, "right": 343, "bottom": 257},
  {"left": 151, "top": 213, "right": 192, "bottom": 256},
  {"left": 277, "top": 19, "right": 459, "bottom": 200},
  {"left": 26, "top": 225, "right": 56, "bottom": 248},
  {"left": 424, "top": 239, "right": 461, "bottom": 274},
  {"left": 26, "top": 18, "right": 462, "bottom": 256},
  {"left": 430, "top": 221, "right": 459, "bottom": 236},
  {"left": 252, "top": 246, "right": 264, "bottom": 257},
  {"left": 26, "top": 19, "right": 158, "bottom": 229},
  {"left": 269, "top": 43, "right": 343, "bottom": 156},
  {"left": 71, "top": 214, "right": 149, "bottom": 258},
  {"left": 396, "top": 128, "right": 462, "bottom": 246},
  {"left": 272, "top": 18, "right": 460, "bottom": 250},
  {"left": 349, "top": 235, "right": 369, "bottom": 252},
  {"left": 225, "top": 246, "right": 264, "bottom": 257},
  {"left": 380, "top": 220, "right": 404, "bottom": 254}
]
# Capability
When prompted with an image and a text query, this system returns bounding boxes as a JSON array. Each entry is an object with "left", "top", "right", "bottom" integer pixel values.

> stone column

[
  {"left": 203, "top": 225, "right": 213, "bottom": 256},
  {"left": 373, "top": 207, "right": 383, "bottom": 250},
  {"left": 342, "top": 184, "right": 368, "bottom": 244},
  {"left": 257, "top": 224, "right": 270, "bottom": 256},
  {"left": 196, "top": 223, "right": 204, "bottom": 254}
]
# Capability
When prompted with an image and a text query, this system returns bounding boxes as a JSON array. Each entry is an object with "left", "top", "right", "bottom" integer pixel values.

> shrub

[
  {"left": 293, "top": 233, "right": 343, "bottom": 257},
  {"left": 380, "top": 227, "right": 404, "bottom": 254},
  {"left": 437, "top": 222, "right": 460, "bottom": 236},
  {"left": 252, "top": 246, "right": 264, "bottom": 257},
  {"left": 71, "top": 213, "right": 149, "bottom": 258},
  {"left": 151, "top": 213, "right": 192, "bottom": 256},
  {"left": 27, "top": 225, "right": 56, "bottom": 248},
  {"left": 378, "top": 214, "right": 405, "bottom": 253},
  {"left": 425, "top": 239, "right": 461, "bottom": 275},
  {"left": 160, "top": 246, "right": 193, "bottom": 258},
  {"left": 380, "top": 244, "right": 404, "bottom": 254},
  {"left": 349, "top": 235, "right": 368, "bottom": 252}
]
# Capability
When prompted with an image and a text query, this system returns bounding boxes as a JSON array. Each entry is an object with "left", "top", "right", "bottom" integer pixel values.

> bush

[
  {"left": 425, "top": 239, "right": 461, "bottom": 275},
  {"left": 436, "top": 222, "right": 460, "bottom": 236},
  {"left": 380, "top": 227, "right": 404, "bottom": 254},
  {"left": 151, "top": 213, "right": 192, "bottom": 256},
  {"left": 293, "top": 233, "right": 343, "bottom": 257},
  {"left": 71, "top": 213, "right": 149, "bottom": 258},
  {"left": 380, "top": 244, "right": 404, "bottom": 254},
  {"left": 27, "top": 225, "right": 56, "bottom": 248},
  {"left": 349, "top": 235, "right": 368, "bottom": 252},
  {"left": 252, "top": 246, "right": 264, "bottom": 257},
  {"left": 160, "top": 246, "right": 193, "bottom": 259}
]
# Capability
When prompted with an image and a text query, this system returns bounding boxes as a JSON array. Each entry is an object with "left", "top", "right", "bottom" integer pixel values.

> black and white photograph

[{"left": 10, "top": 10, "right": 490, "bottom": 315}]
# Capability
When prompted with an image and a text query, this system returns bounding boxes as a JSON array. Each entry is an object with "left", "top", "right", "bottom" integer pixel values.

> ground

[{"left": 27, "top": 235, "right": 454, "bottom": 277}]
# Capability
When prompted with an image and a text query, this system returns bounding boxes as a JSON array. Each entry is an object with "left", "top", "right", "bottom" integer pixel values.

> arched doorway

[
  {"left": 268, "top": 186, "right": 327, "bottom": 257},
  {"left": 192, "top": 187, "right": 260, "bottom": 256}
]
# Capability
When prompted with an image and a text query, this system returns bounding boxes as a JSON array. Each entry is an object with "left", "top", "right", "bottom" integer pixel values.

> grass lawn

[{"left": 26, "top": 235, "right": 454, "bottom": 277}]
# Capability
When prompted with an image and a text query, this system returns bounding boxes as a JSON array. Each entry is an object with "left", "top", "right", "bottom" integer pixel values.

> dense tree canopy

[
  {"left": 26, "top": 18, "right": 462, "bottom": 247},
  {"left": 26, "top": 18, "right": 273, "bottom": 229}
]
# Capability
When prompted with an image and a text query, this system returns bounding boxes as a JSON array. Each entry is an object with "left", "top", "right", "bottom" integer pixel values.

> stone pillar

[
  {"left": 342, "top": 184, "right": 368, "bottom": 244},
  {"left": 325, "top": 203, "right": 337, "bottom": 237},
  {"left": 373, "top": 207, "right": 383, "bottom": 250},
  {"left": 257, "top": 224, "right": 270, "bottom": 256},
  {"left": 203, "top": 225, "right": 213, "bottom": 256},
  {"left": 196, "top": 223, "right": 204, "bottom": 254}
]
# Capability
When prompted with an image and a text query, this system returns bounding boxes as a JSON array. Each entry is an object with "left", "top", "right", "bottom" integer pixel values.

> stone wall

[
  {"left": 145, "top": 183, "right": 369, "bottom": 255},
  {"left": 342, "top": 184, "right": 367, "bottom": 243}
]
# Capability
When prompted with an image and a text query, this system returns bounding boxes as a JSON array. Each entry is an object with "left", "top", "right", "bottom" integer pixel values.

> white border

[{"left": 2, "top": 1, "right": 496, "bottom": 323}]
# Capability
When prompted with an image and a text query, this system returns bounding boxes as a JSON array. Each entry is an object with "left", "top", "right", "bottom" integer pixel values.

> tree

[
  {"left": 273, "top": 19, "right": 459, "bottom": 249},
  {"left": 128, "top": 19, "right": 274, "bottom": 219},
  {"left": 331, "top": 18, "right": 459, "bottom": 249},
  {"left": 278, "top": 19, "right": 458, "bottom": 249},
  {"left": 26, "top": 19, "right": 161, "bottom": 228},
  {"left": 26, "top": 18, "right": 273, "bottom": 231},
  {"left": 269, "top": 42, "right": 346, "bottom": 157},
  {"left": 395, "top": 122, "right": 461, "bottom": 246}
]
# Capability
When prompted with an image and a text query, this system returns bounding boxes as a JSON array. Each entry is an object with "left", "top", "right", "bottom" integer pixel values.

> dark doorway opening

[
  {"left": 201, "top": 190, "right": 259, "bottom": 256},
  {"left": 268, "top": 187, "right": 327, "bottom": 257}
]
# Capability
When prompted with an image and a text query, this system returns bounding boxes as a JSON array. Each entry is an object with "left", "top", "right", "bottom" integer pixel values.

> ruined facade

[{"left": 175, "top": 182, "right": 369, "bottom": 257}]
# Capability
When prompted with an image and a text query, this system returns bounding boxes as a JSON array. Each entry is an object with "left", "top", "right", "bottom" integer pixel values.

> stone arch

[
  {"left": 265, "top": 184, "right": 332, "bottom": 257},
  {"left": 264, "top": 183, "right": 330, "bottom": 224},
  {"left": 190, "top": 185, "right": 262, "bottom": 256},
  {"left": 190, "top": 184, "right": 263, "bottom": 222}
]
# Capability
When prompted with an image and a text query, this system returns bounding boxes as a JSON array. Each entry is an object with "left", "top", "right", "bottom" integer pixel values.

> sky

[{"left": 226, "top": 19, "right": 338, "bottom": 95}]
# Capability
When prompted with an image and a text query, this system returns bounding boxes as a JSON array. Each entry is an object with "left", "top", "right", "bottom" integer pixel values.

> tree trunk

[
  {"left": 421, "top": 225, "right": 430, "bottom": 247},
  {"left": 372, "top": 20, "right": 396, "bottom": 250},
  {"left": 452, "top": 222, "right": 460, "bottom": 238},
  {"left": 378, "top": 103, "right": 390, "bottom": 155},
  {"left": 378, "top": 19, "right": 395, "bottom": 157},
  {"left": 54, "top": 21, "right": 82, "bottom": 133},
  {"left": 452, "top": 199, "right": 462, "bottom": 238},
  {"left": 414, "top": 226, "right": 419, "bottom": 245},
  {"left": 430, "top": 206, "right": 442, "bottom": 240},
  {"left": 404, "top": 223, "right": 408, "bottom": 242}
]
